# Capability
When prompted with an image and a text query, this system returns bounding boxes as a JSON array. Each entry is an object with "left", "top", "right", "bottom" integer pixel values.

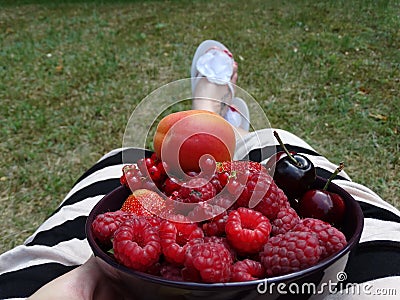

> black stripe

[
  {"left": 55, "top": 178, "right": 121, "bottom": 212},
  {"left": 343, "top": 240, "right": 400, "bottom": 285},
  {"left": 315, "top": 167, "right": 348, "bottom": 181},
  {"left": 73, "top": 148, "right": 153, "bottom": 187},
  {"left": 26, "top": 216, "right": 87, "bottom": 247},
  {"left": 247, "top": 144, "right": 321, "bottom": 162},
  {"left": 247, "top": 145, "right": 348, "bottom": 181},
  {"left": 358, "top": 202, "right": 400, "bottom": 223},
  {"left": 0, "top": 263, "right": 77, "bottom": 298}
]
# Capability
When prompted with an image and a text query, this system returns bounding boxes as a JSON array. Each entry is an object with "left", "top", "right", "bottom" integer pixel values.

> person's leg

[
  {"left": 0, "top": 148, "right": 150, "bottom": 299},
  {"left": 190, "top": 40, "right": 249, "bottom": 134}
]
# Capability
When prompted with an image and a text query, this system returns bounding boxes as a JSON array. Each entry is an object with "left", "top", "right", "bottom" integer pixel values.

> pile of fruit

[{"left": 91, "top": 110, "right": 348, "bottom": 283}]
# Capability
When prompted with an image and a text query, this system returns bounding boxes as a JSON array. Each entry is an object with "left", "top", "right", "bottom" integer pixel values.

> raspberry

[
  {"left": 271, "top": 206, "right": 300, "bottom": 236},
  {"left": 146, "top": 262, "right": 162, "bottom": 276},
  {"left": 160, "top": 262, "right": 183, "bottom": 281},
  {"left": 183, "top": 242, "right": 232, "bottom": 283},
  {"left": 210, "top": 174, "right": 224, "bottom": 193},
  {"left": 292, "top": 218, "right": 347, "bottom": 259},
  {"left": 277, "top": 188, "right": 290, "bottom": 208},
  {"left": 202, "top": 211, "right": 229, "bottom": 237},
  {"left": 210, "top": 193, "right": 236, "bottom": 210},
  {"left": 113, "top": 218, "right": 161, "bottom": 272},
  {"left": 230, "top": 259, "right": 265, "bottom": 282},
  {"left": 159, "top": 215, "right": 204, "bottom": 265},
  {"left": 187, "top": 201, "right": 225, "bottom": 222},
  {"left": 225, "top": 207, "right": 272, "bottom": 255},
  {"left": 91, "top": 210, "right": 135, "bottom": 246},
  {"left": 227, "top": 170, "right": 283, "bottom": 220},
  {"left": 143, "top": 215, "right": 163, "bottom": 232},
  {"left": 203, "top": 236, "right": 236, "bottom": 261},
  {"left": 177, "top": 177, "right": 216, "bottom": 204},
  {"left": 260, "top": 231, "right": 322, "bottom": 276},
  {"left": 216, "top": 160, "right": 266, "bottom": 175},
  {"left": 251, "top": 173, "right": 284, "bottom": 220}
]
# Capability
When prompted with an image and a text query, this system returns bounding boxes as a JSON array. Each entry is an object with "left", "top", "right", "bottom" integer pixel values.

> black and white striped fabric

[{"left": 0, "top": 128, "right": 399, "bottom": 299}]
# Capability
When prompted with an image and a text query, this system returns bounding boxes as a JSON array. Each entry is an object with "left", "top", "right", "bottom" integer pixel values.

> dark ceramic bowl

[{"left": 85, "top": 177, "right": 363, "bottom": 300}]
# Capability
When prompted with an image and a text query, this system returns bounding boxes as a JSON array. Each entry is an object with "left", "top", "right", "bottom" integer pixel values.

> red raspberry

[
  {"left": 143, "top": 215, "right": 163, "bottom": 232},
  {"left": 216, "top": 160, "right": 266, "bottom": 175},
  {"left": 187, "top": 201, "right": 226, "bottom": 222},
  {"left": 159, "top": 215, "right": 204, "bottom": 265},
  {"left": 277, "top": 188, "right": 291, "bottom": 208},
  {"left": 183, "top": 242, "right": 232, "bottom": 283},
  {"left": 203, "top": 236, "right": 236, "bottom": 261},
  {"left": 292, "top": 218, "right": 347, "bottom": 259},
  {"left": 210, "top": 174, "right": 224, "bottom": 193},
  {"left": 160, "top": 262, "right": 183, "bottom": 281},
  {"left": 177, "top": 177, "right": 216, "bottom": 204},
  {"left": 113, "top": 218, "right": 161, "bottom": 272},
  {"left": 219, "top": 161, "right": 268, "bottom": 206},
  {"left": 225, "top": 207, "right": 272, "bottom": 255},
  {"left": 271, "top": 206, "right": 300, "bottom": 236},
  {"left": 210, "top": 193, "right": 236, "bottom": 210},
  {"left": 91, "top": 210, "right": 135, "bottom": 246},
  {"left": 230, "top": 259, "right": 265, "bottom": 282},
  {"left": 227, "top": 171, "right": 283, "bottom": 220},
  {"left": 202, "top": 211, "right": 229, "bottom": 237},
  {"left": 251, "top": 173, "right": 284, "bottom": 220},
  {"left": 260, "top": 231, "right": 322, "bottom": 276},
  {"left": 145, "top": 262, "right": 161, "bottom": 276}
]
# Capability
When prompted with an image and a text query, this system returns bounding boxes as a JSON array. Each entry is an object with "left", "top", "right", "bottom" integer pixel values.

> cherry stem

[
  {"left": 273, "top": 131, "right": 300, "bottom": 166},
  {"left": 323, "top": 162, "right": 345, "bottom": 190}
]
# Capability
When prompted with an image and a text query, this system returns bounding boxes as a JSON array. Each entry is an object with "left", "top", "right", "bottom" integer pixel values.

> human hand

[{"left": 28, "top": 256, "right": 125, "bottom": 300}]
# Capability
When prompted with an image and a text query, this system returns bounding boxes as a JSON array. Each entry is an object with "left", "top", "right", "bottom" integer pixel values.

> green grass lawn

[{"left": 1, "top": 0, "right": 399, "bottom": 253}]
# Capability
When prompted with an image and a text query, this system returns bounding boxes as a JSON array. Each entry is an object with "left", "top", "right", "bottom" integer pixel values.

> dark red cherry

[
  {"left": 271, "top": 131, "right": 316, "bottom": 201},
  {"left": 298, "top": 162, "right": 346, "bottom": 225},
  {"left": 265, "top": 150, "right": 296, "bottom": 175},
  {"left": 299, "top": 189, "right": 345, "bottom": 225}
]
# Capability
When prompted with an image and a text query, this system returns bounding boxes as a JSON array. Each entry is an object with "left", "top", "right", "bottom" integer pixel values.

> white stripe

[
  {"left": 234, "top": 128, "right": 318, "bottom": 160},
  {"left": 296, "top": 154, "right": 352, "bottom": 181},
  {"left": 97, "top": 147, "right": 124, "bottom": 162},
  {"left": 334, "top": 180, "right": 400, "bottom": 217},
  {"left": 97, "top": 147, "right": 145, "bottom": 162},
  {"left": 0, "top": 239, "right": 91, "bottom": 275},
  {"left": 360, "top": 218, "right": 400, "bottom": 243},
  {"left": 236, "top": 128, "right": 353, "bottom": 180},
  {"left": 60, "top": 164, "right": 124, "bottom": 206},
  {"left": 24, "top": 195, "right": 104, "bottom": 245}
]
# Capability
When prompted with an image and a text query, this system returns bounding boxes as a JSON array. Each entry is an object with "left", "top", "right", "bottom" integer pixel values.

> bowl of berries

[{"left": 86, "top": 141, "right": 363, "bottom": 300}]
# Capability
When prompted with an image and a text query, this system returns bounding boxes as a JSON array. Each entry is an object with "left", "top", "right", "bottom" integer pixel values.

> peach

[{"left": 153, "top": 110, "right": 236, "bottom": 175}]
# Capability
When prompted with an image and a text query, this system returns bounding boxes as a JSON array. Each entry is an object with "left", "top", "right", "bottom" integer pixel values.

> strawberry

[{"left": 121, "top": 189, "right": 166, "bottom": 217}]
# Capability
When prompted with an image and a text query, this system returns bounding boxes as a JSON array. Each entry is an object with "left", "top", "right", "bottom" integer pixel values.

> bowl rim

[{"left": 85, "top": 176, "right": 364, "bottom": 288}]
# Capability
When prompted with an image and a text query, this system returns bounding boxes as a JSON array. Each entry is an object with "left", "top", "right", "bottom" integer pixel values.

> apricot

[{"left": 153, "top": 110, "right": 236, "bottom": 175}]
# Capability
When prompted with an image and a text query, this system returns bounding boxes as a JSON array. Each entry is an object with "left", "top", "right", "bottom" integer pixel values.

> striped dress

[{"left": 1, "top": 128, "right": 399, "bottom": 299}]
